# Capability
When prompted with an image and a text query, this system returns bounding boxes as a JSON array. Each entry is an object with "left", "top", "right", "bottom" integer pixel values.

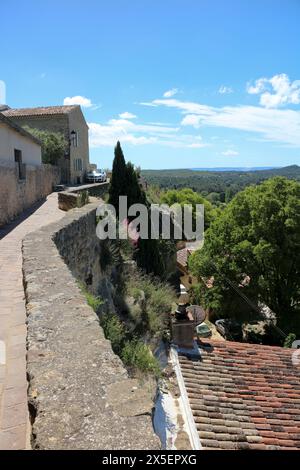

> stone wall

[
  {"left": 0, "top": 162, "right": 60, "bottom": 227},
  {"left": 57, "top": 182, "right": 109, "bottom": 212},
  {"left": 22, "top": 202, "right": 160, "bottom": 449}
]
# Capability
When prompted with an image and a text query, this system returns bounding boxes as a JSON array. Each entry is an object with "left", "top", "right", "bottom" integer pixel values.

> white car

[{"left": 86, "top": 169, "right": 107, "bottom": 183}]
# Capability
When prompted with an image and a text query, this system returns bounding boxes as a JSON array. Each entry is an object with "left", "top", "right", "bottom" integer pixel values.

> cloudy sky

[{"left": 1, "top": 0, "right": 300, "bottom": 169}]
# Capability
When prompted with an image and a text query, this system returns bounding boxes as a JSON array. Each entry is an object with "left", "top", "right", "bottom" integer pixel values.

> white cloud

[
  {"left": 246, "top": 78, "right": 267, "bottom": 95},
  {"left": 138, "top": 101, "right": 158, "bottom": 107},
  {"left": 181, "top": 114, "right": 202, "bottom": 128},
  {"left": 219, "top": 85, "right": 233, "bottom": 94},
  {"left": 141, "top": 97, "right": 300, "bottom": 147},
  {"left": 88, "top": 117, "right": 208, "bottom": 149},
  {"left": 247, "top": 74, "right": 300, "bottom": 108},
  {"left": 0, "top": 80, "right": 6, "bottom": 104},
  {"left": 163, "top": 88, "right": 179, "bottom": 98},
  {"left": 119, "top": 112, "right": 137, "bottom": 119},
  {"left": 63, "top": 95, "right": 93, "bottom": 108},
  {"left": 222, "top": 149, "right": 239, "bottom": 156}
]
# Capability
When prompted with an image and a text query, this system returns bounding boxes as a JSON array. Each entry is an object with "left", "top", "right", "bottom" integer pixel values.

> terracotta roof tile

[
  {"left": 3, "top": 105, "right": 78, "bottom": 117},
  {"left": 178, "top": 340, "right": 300, "bottom": 450}
]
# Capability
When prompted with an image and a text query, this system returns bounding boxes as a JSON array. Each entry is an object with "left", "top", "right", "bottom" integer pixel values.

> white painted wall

[{"left": 0, "top": 122, "right": 41, "bottom": 166}]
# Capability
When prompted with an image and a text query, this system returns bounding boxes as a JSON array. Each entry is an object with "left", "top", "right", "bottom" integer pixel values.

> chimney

[{"left": 171, "top": 303, "right": 195, "bottom": 349}]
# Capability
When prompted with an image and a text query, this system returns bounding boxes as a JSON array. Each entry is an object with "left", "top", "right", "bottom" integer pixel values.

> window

[
  {"left": 74, "top": 158, "right": 83, "bottom": 172},
  {"left": 14, "top": 149, "right": 26, "bottom": 180},
  {"left": 70, "top": 130, "right": 79, "bottom": 147}
]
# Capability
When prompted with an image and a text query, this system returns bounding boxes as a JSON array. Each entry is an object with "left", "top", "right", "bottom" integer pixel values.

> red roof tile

[
  {"left": 178, "top": 340, "right": 300, "bottom": 450},
  {"left": 3, "top": 105, "right": 78, "bottom": 117}
]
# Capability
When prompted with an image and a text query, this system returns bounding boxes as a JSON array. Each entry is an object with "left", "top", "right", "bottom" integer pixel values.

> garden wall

[{"left": 0, "top": 162, "right": 60, "bottom": 226}]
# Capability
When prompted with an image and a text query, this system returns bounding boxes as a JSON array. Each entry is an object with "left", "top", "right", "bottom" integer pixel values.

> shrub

[
  {"left": 121, "top": 340, "right": 161, "bottom": 377},
  {"left": 126, "top": 272, "right": 176, "bottom": 335},
  {"left": 100, "top": 313, "right": 126, "bottom": 355},
  {"left": 284, "top": 333, "right": 297, "bottom": 348},
  {"left": 77, "top": 190, "right": 89, "bottom": 207},
  {"left": 79, "top": 283, "right": 103, "bottom": 313},
  {"left": 85, "top": 292, "right": 103, "bottom": 312}
]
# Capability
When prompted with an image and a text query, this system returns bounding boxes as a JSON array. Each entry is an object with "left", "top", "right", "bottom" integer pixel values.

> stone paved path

[{"left": 0, "top": 194, "right": 65, "bottom": 450}]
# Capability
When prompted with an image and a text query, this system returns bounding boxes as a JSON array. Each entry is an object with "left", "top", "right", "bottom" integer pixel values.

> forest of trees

[{"left": 142, "top": 165, "right": 300, "bottom": 203}]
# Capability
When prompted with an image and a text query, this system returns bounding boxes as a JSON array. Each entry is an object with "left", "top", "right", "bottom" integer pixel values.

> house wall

[
  {"left": 68, "top": 107, "right": 90, "bottom": 184},
  {"left": 0, "top": 161, "right": 60, "bottom": 226},
  {"left": 5, "top": 114, "right": 70, "bottom": 183},
  {"left": 8, "top": 109, "right": 90, "bottom": 184},
  {"left": 0, "top": 122, "right": 41, "bottom": 165}
]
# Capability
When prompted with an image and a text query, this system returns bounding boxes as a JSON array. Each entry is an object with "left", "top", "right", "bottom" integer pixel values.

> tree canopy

[
  {"left": 188, "top": 177, "right": 300, "bottom": 332},
  {"left": 24, "top": 126, "right": 67, "bottom": 165},
  {"left": 161, "top": 187, "right": 214, "bottom": 229}
]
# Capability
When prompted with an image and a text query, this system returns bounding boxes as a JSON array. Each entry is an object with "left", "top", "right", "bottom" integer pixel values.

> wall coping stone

[{"left": 22, "top": 202, "right": 160, "bottom": 449}]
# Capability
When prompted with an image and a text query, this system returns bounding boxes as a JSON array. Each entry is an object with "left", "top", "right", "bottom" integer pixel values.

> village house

[
  {"left": 0, "top": 112, "right": 59, "bottom": 226},
  {"left": 0, "top": 111, "right": 41, "bottom": 169},
  {"left": 2, "top": 105, "right": 90, "bottom": 184}
]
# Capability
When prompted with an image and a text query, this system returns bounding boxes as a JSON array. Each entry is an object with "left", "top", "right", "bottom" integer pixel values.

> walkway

[{"left": 0, "top": 193, "right": 65, "bottom": 449}]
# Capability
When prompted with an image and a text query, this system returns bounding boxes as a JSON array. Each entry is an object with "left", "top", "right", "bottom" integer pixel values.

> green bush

[
  {"left": 100, "top": 313, "right": 161, "bottom": 376},
  {"left": 77, "top": 190, "right": 89, "bottom": 207},
  {"left": 79, "top": 283, "right": 103, "bottom": 312},
  {"left": 126, "top": 272, "right": 176, "bottom": 335},
  {"left": 100, "top": 313, "right": 126, "bottom": 355},
  {"left": 121, "top": 340, "right": 161, "bottom": 377},
  {"left": 284, "top": 333, "right": 297, "bottom": 348},
  {"left": 23, "top": 126, "right": 67, "bottom": 165}
]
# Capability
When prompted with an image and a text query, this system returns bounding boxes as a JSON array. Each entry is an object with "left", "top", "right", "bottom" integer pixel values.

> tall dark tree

[
  {"left": 126, "top": 161, "right": 146, "bottom": 208},
  {"left": 108, "top": 141, "right": 127, "bottom": 216}
]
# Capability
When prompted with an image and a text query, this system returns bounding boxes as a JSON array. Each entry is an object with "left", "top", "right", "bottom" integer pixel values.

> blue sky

[{"left": 1, "top": 0, "right": 300, "bottom": 169}]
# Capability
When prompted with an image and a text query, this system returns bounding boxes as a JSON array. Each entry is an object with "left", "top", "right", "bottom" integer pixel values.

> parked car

[
  {"left": 215, "top": 319, "right": 243, "bottom": 341},
  {"left": 86, "top": 169, "right": 107, "bottom": 183}
]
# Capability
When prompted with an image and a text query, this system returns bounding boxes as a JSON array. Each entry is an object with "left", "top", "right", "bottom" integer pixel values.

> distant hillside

[
  {"left": 191, "top": 166, "right": 279, "bottom": 172},
  {"left": 142, "top": 165, "right": 300, "bottom": 202}
]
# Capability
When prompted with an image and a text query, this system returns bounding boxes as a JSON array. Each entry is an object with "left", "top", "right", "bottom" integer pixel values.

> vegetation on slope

[
  {"left": 142, "top": 165, "right": 300, "bottom": 202},
  {"left": 188, "top": 176, "right": 300, "bottom": 342}
]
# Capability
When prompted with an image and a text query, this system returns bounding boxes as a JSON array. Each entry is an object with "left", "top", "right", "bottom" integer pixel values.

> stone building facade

[{"left": 3, "top": 105, "right": 90, "bottom": 184}]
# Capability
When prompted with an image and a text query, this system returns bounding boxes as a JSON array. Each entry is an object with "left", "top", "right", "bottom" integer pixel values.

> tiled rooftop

[
  {"left": 3, "top": 105, "right": 78, "bottom": 117},
  {"left": 178, "top": 340, "right": 300, "bottom": 450},
  {"left": 177, "top": 247, "right": 193, "bottom": 269}
]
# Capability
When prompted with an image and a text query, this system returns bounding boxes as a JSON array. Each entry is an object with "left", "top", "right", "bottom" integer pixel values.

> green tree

[
  {"left": 109, "top": 142, "right": 146, "bottom": 217},
  {"left": 189, "top": 177, "right": 300, "bottom": 330},
  {"left": 161, "top": 187, "right": 214, "bottom": 229},
  {"left": 126, "top": 161, "right": 146, "bottom": 207},
  {"left": 23, "top": 126, "right": 66, "bottom": 165},
  {"left": 108, "top": 141, "right": 127, "bottom": 216}
]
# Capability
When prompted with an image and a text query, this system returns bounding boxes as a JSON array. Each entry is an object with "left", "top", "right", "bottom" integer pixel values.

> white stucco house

[
  {"left": 0, "top": 112, "right": 41, "bottom": 173},
  {"left": 0, "top": 112, "right": 59, "bottom": 227}
]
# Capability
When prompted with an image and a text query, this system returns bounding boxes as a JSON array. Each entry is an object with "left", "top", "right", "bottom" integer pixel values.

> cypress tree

[
  {"left": 108, "top": 141, "right": 127, "bottom": 216},
  {"left": 126, "top": 161, "right": 146, "bottom": 208}
]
